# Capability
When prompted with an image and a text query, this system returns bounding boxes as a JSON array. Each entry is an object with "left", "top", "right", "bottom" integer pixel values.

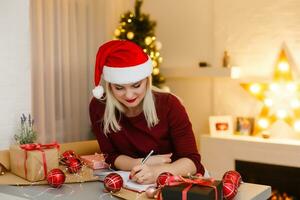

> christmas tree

[{"left": 113, "top": 0, "right": 165, "bottom": 87}]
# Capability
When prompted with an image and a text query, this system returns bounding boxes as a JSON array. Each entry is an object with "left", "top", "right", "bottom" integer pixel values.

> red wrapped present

[
  {"left": 159, "top": 175, "right": 223, "bottom": 200},
  {"left": 80, "top": 153, "right": 108, "bottom": 169}
]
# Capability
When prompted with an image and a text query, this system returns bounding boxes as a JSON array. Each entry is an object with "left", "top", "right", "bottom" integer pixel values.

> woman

[{"left": 89, "top": 40, "right": 205, "bottom": 184}]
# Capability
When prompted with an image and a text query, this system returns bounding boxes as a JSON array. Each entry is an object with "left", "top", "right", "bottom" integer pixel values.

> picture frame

[
  {"left": 209, "top": 115, "right": 234, "bottom": 136},
  {"left": 235, "top": 117, "right": 255, "bottom": 136}
]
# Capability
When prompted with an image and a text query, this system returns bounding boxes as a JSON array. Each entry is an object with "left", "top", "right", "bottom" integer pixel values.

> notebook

[{"left": 94, "top": 170, "right": 155, "bottom": 193}]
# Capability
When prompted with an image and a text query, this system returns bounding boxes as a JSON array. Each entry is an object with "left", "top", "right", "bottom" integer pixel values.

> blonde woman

[{"left": 89, "top": 40, "right": 204, "bottom": 184}]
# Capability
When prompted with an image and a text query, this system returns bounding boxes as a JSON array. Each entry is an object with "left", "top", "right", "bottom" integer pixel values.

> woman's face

[{"left": 110, "top": 78, "right": 148, "bottom": 108}]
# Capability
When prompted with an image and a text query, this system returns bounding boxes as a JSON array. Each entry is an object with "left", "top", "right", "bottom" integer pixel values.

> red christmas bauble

[
  {"left": 222, "top": 170, "right": 242, "bottom": 200},
  {"left": 103, "top": 173, "right": 123, "bottom": 193},
  {"left": 223, "top": 170, "right": 242, "bottom": 187},
  {"left": 223, "top": 181, "right": 238, "bottom": 200},
  {"left": 62, "top": 150, "right": 76, "bottom": 159},
  {"left": 47, "top": 168, "right": 66, "bottom": 188},
  {"left": 156, "top": 172, "right": 173, "bottom": 187},
  {"left": 60, "top": 150, "right": 77, "bottom": 165},
  {"left": 66, "top": 157, "right": 82, "bottom": 173}
]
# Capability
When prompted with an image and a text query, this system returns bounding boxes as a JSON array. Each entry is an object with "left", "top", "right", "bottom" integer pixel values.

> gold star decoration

[{"left": 241, "top": 49, "right": 300, "bottom": 133}]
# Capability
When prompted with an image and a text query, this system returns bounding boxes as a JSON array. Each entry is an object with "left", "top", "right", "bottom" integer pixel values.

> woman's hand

[
  {"left": 129, "top": 157, "right": 198, "bottom": 184},
  {"left": 130, "top": 164, "right": 159, "bottom": 184},
  {"left": 143, "top": 153, "right": 172, "bottom": 166}
]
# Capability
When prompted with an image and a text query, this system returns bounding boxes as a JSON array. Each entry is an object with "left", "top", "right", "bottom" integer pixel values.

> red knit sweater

[{"left": 89, "top": 92, "right": 205, "bottom": 175}]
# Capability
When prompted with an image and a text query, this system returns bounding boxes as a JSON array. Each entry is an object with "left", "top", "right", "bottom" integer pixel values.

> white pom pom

[{"left": 92, "top": 85, "right": 104, "bottom": 99}]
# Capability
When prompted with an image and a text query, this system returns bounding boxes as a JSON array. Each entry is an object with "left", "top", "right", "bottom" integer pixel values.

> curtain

[{"left": 30, "top": 0, "right": 113, "bottom": 143}]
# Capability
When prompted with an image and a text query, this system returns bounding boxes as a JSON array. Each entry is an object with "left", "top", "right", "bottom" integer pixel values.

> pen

[
  {"left": 129, "top": 150, "right": 154, "bottom": 179},
  {"left": 141, "top": 150, "right": 154, "bottom": 165}
]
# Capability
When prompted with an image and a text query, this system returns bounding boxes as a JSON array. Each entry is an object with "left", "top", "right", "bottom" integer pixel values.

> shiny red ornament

[
  {"left": 103, "top": 173, "right": 123, "bottom": 193},
  {"left": 223, "top": 170, "right": 242, "bottom": 187},
  {"left": 60, "top": 150, "right": 77, "bottom": 165},
  {"left": 66, "top": 157, "right": 82, "bottom": 173},
  {"left": 156, "top": 172, "right": 173, "bottom": 187},
  {"left": 223, "top": 181, "right": 238, "bottom": 200},
  {"left": 47, "top": 168, "right": 66, "bottom": 188},
  {"left": 222, "top": 170, "right": 242, "bottom": 200}
]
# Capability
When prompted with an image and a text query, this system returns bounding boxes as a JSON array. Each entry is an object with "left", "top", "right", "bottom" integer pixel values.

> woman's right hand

[{"left": 143, "top": 153, "right": 172, "bottom": 165}]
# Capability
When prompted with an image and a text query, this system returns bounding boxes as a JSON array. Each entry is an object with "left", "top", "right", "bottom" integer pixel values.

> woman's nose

[{"left": 125, "top": 90, "right": 134, "bottom": 99}]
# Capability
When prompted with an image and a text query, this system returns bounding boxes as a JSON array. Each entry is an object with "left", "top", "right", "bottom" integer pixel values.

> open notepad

[{"left": 94, "top": 170, "right": 155, "bottom": 193}]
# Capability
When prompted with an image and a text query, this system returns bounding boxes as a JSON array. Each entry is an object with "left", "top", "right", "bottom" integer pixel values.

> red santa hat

[{"left": 92, "top": 40, "right": 153, "bottom": 99}]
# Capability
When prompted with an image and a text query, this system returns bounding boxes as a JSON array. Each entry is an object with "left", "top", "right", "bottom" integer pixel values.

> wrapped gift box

[
  {"left": 9, "top": 144, "right": 59, "bottom": 182},
  {"left": 161, "top": 180, "right": 223, "bottom": 200},
  {"left": 80, "top": 153, "right": 108, "bottom": 169}
]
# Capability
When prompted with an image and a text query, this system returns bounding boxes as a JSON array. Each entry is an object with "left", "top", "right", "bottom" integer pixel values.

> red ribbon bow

[
  {"left": 20, "top": 142, "right": 60, "bottom": 180},
  {"left": 157, "top": 175, "right": 218, "bottom": 200}
]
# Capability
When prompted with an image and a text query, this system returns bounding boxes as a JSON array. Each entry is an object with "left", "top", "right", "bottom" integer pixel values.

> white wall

[
  {"left": 213, "top": 0, "right": 300, "bottom": 138},
  {"left": 0, "top": 0, "right": 31, "bottom": 150},
  {"left": 213, "top": 0, "right": 300, "bottom": 77},
  {"left": 143, "top": 0, "right": 213, "bottom": 68},
  {"left": 141, "top": 0, "right": 214, "bottom": 145},
  {"left": 132, "top": 0, "right": 300, "bottom": 140},
  {"left": 130, "top": 0, "right": 300, "bottom": 140}
]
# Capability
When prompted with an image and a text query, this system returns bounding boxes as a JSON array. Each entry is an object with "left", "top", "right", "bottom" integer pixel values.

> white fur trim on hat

[
  {"left": 92, "top": 85, "right": 104, "bottom": 99},
  {"left": 103, "top": 57, "right": 152, "bottom": 84}
]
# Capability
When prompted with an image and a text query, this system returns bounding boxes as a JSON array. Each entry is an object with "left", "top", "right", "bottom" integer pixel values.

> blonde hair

[{"left": 102, "top": 76, "right": 159, "bottom": 135}]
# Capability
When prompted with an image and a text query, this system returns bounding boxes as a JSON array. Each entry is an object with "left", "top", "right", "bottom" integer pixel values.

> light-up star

[{"left": 241, "top": 49, "right": 300, "bottom": 133}]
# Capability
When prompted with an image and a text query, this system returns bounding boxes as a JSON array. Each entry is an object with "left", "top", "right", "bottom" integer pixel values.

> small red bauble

[
  {"left": 103, "top": 173, "right": 123, "bottom": 193},
  {"left": 66, "top": 157, "right": 82, "bottom": 173},
  {"left": 47, "top": 168, "right": 66, "bottom": 188},
  {"left": 156, "top": 172, "right": 173, "bottom": 187},
  {"left": 222, "top": 170, "right": 242, "bottom": 187},
  {"left": 60, "top": 150, "right": 77, "bottom": 165},
  {"left": 62, "top": 150, "right": 76, "bottom": 159},
  {"left": 223, "top": 181, "right": 238, "bottom": 200},
  {"left": 222, "top": 170, "right": 242, "bottom": 200}
]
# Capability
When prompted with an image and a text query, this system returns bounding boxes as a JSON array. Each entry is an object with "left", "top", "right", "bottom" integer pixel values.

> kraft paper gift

[{"left": 9, "top": 143, "right": 59, "bottom": 182}]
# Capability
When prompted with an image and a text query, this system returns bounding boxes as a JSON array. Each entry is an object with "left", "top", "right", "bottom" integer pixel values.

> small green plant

[{"left": 14, "top": 114, "right": 37, "bottom": 144}]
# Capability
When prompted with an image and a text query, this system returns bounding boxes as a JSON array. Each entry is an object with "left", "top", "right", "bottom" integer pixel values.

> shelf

[
  {"left": 160, "top": 66, "right": 275, "bottom": 81},
  {"left": 202, "top": 134, "right": 300, "bottom": 146},
  {"left": 200, "top": 134, "right": 300, "bottom": 180},
  {"left": 160, "top": 67, "right": 236, "bottom": 78}
]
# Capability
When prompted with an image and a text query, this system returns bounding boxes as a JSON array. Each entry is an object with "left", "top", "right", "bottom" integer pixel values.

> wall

[
  {"left": 0, "top": 0, "right": 31, "bottom": 150},
  {"left": 142, "top": 0, "right": 213, "bottom": 69},
  {"left": 141, "top": 0, "right": 300, "bottom": 140},
  {"left": 213, "top": 0, "right": 300, "bottom": 138},
  {"left": 141, "top": 0, "right": 214, "bottom": 145},
  {"left": 127, "top": 0, "right": 300, "bottom": 140},
  {"left": 213, "top": 0, "right": 300, "bottom": 75}
]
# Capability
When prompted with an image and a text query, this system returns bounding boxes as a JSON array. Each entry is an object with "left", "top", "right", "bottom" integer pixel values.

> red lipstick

[{"left": 126, "top": 98, "right": 137, "bottom": 103}]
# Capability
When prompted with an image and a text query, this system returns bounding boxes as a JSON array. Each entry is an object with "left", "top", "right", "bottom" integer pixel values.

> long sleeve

[
  {"left": 167, "top": 95, "right": 205, "bottom": 175},
  {"left": 89, "top": 98, "right": 120, "bottom": 169},
  {"left": 89, "top": 93, "right": 205, "bottom": 174}
]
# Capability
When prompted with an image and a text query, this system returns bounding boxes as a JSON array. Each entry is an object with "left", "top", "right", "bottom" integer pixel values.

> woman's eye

[
  {"left": 132, "top": 84, "right": 141, "bottom": 88},
  {"left": 115, "top": 86, "right": 123, "bottom": 90}
]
